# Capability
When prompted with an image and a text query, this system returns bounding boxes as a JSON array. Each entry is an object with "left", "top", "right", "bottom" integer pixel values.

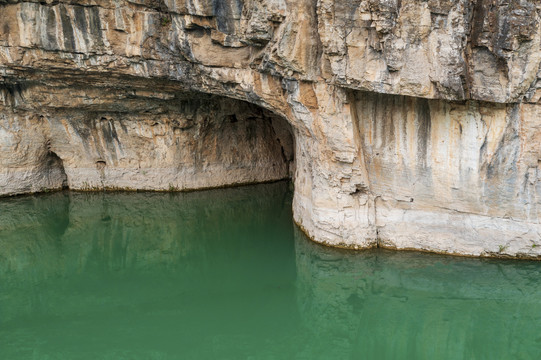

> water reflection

[
  {"left": 1, "top": 183, "right": 541, "bottom": 359},
  {"left": 295, "top": 228, "right": 541, "bottom": 359}
]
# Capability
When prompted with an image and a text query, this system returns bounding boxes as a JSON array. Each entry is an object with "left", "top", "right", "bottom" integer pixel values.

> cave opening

[
  {"left": 129, "top": 93, "right": 297, "bottom": 190},
  {"left": 190, "top": 95, "right": 296, "bottom": 187},
  {"left": 37, "top": 93, "right": 296, "bottom": 193}
]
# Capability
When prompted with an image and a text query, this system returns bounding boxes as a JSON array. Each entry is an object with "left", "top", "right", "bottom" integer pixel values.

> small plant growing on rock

[
  {"left": 160, "top": 17, "right": 171, "bottom": 27},
  {"left": 498, "top": 245, "right": 508, "bottom": 253}
]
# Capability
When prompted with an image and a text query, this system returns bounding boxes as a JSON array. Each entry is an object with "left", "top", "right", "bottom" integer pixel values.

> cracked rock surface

[{"left": 1, "top": 0, "right": 541, "bottom": 258}]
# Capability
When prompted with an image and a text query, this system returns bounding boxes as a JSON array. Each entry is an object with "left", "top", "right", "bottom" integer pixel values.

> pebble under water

[{"left": 1, "top": 181, "right": 541, "bottom": 359}]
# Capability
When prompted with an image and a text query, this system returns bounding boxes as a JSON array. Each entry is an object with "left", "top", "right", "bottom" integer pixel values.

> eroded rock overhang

[
  {"left": 1, "top": 0, "right": 541, "bottom": 258},
  {"left": 0, "top": 79, "right": 295, "bottom": 193}
]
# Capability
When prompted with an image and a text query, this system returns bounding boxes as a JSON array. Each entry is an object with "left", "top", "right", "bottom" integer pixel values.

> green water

[{"left": 1, "top": 182, "right": 540, "bottom": 360}]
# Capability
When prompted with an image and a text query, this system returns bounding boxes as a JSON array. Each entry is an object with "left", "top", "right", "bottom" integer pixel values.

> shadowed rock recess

[{"left": 1, "top": 0, "right": 541, "bottom": 258}]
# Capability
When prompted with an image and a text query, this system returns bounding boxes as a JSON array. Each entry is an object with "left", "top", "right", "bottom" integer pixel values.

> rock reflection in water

[
  {"left": 1, "top": 183, "right": 541, "bottom": 359},
  {"left": 0, "top": 182, "right": 299, "bottom": 359},
  {"left": 295, "top": 228, "right": 541, "bottom": 359}
]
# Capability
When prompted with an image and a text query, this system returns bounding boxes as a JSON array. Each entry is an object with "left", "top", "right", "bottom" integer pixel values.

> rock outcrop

[{"left": 1, "top": 0, "right": 540, "bottom": 258}]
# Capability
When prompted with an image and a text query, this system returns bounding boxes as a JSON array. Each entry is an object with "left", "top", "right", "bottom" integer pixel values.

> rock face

[
  {"left": 0, "top": 88, "right": 294, "bottom": 193},
  {"left": 1, "top": 0, "right": 541, "bottom": 258}
]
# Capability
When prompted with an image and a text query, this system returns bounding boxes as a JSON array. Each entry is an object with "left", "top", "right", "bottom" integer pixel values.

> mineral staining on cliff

[
  {"left": 354, "top": 91, "right": 541, "bottom": 256},
  {"left": 1, "top": 0, "right": 541, "bottom": 258}
]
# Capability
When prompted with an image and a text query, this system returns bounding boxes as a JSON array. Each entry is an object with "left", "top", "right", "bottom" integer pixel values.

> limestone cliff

[{"left": 1, "top": 0, "right": 541, "bottom": 258}]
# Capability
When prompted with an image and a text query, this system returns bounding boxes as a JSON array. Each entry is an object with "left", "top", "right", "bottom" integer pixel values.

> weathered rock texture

[
  {"left": 1, "top": 0, "right": 541, "bottom": 257},
  {"left": 0, "top": 88, "right": 294, "bottom": 193}
]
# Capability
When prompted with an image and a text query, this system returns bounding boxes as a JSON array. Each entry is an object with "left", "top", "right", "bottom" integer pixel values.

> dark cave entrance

[
  {"left": 139, "top": 92, "right": 298, "bottom": 189},
  {"left": 206, "top": 97, "right": 296, "bottom": 184},
  {"left": 149, "top": 92, "right": 297, "bottom": 189}
]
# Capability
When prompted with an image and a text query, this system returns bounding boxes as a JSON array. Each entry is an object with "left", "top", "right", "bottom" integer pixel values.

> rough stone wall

[
  {"left": 354, "top": 92, "right": 541, "bottom": 256},
  {"left": 0, "top": 86, "right": 294, "bottom": 194},
  {"left": 1, "top": 0, "right": 541, "bottom": 257},
  {"left": 319, "top": 0, "right": 541, "bottom": 102}
]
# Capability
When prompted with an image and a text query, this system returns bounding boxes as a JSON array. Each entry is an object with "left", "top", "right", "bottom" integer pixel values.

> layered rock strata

[{"left": 1, "top": 0, "right": 541, "bottom": 257}]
